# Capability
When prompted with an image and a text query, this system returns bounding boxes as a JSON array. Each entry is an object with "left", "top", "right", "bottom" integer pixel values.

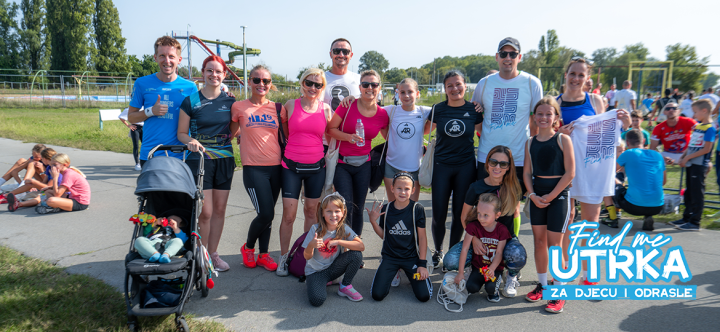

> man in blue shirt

[
  {"left": 607, "top": 129, "right": 667, "bottom": 231},
  {"left": 128, "top": 36, "right": 198, "bottom": 166}
]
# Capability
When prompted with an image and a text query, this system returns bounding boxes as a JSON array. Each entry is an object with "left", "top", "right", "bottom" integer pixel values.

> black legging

[
  {"left": 431, "top": 160, "right": 476, "bottom": 252},
  {"left": 306, "top": 250, "right": 363, "bottom": 307},
  {"left": 333, "top": 162, "right": 371, "bottom": 236},
  {"left": 131, "top": 125, "right": 143, "bottom": 164},
  {"left": 244, "top": 165, "right": 282, "bottom": 253}
]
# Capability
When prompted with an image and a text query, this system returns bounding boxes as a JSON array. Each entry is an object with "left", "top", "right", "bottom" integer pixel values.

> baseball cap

[{"left": 498, "top": 37, "right": 521, "bottom": 53}]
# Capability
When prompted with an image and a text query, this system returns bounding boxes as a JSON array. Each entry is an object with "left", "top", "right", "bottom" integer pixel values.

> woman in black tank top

[{"left": 522, "top": 96, "right": 575, "bottom": 314}]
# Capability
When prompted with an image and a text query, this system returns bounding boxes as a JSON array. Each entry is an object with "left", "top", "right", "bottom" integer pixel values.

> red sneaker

[
  {"left": 0, "top": 194, "right": 7, "bottom": 204},
  {"left": 241, "top": 243, "right": 256, "bottom": 268},
  {"left": 545, "top": 299, "right": 565, "bottom": 313},
  {"left": 525, "top": 283, "right": 544, "bottom": 302},
  {"left": 581, "top": 279, "right": 599, "bottom": 286},
  {"left": 7, "top": 193, "right": 19, "bottom": 212},
  {"left": 257, "top": 253, "right": 278, "bottom": 271}
]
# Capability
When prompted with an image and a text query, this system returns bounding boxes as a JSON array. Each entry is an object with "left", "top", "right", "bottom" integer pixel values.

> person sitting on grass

[
  {"left": 35, "top": 153, "right": 91, "bottom": 214},
  {"left": 6, "top": 148, "right": 60, "bottom": 212},
  {"left": 134, "top": 214, "right": 188, "bottom": 263},
  {"left": 0, "top": 143, "right": 46, "bottom": 193}
]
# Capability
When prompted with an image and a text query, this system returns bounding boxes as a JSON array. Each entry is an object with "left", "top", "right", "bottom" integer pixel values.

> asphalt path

[{"left": 1, "top": 137, "right": 718, "bottom": 331}]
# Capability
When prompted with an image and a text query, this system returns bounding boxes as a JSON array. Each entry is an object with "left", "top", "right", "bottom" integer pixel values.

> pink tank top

[{"left": 282, "top": 99, "right": 327, "bottom": 168}]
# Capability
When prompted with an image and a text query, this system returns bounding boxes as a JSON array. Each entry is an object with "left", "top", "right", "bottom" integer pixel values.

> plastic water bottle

[{"left": 355, "top": 119, "right": 365, "bottom": 147}]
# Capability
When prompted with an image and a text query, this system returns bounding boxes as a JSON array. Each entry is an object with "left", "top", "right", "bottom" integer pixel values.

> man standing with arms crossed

[
  {"left": 613, "top": 80, "right": 637, "bottom": 112},
  {"left": 324, "top": 38, "right": 361, "bottom": 112},
  {"left": 128, "top": 36, "right": 198, "bottom": 166}
]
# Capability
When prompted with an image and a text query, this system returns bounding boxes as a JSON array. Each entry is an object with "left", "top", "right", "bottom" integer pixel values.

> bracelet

[
  {"left": 417, "top": 259, "right": 428, "bottom": 267},
  {"left": 144, "top": 106, "right": 154, "bottom": 117},
  {"left": 529, "top": 193, "right": 536, "bottom": 198}
]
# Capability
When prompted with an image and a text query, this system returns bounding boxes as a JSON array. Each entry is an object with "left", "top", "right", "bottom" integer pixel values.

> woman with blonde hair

[{"left": 36, "top": 153, "right": 91, "bottom": 214}]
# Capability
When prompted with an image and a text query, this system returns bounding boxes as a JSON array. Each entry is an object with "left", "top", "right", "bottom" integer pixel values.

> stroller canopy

[{"left": 135, "top": 156, "right": 197, "bottom": 198}]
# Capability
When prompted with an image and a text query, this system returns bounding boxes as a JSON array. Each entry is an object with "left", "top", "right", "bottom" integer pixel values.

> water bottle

[{"left": 355, "top": 119, "right": 365, "bottom": 147}]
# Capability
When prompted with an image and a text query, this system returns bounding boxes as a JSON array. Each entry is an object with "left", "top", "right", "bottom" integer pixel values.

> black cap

[{"left": 498, "top": 37, "right": 521, "bottom": 53}]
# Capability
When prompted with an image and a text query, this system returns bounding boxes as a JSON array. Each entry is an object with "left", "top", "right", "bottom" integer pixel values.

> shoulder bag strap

[
  {"left": 412, "top": 202, "right": 420, "bottom": 255},
  {"left": 557, "top": 133, "right": 564, "bottom": 151},
  {"left": 428, "top": 104, "right": 437, "bottom": 141},
  {"left": 379, "top": 106, "right": 397, "bottom": 161},
  {"left": 380, "top": 204, "right": 389, "bottom": 243},
  {"left": 526, "top": 137, "right": 534, "bottom": 174},
  {"left": 276, "top": 102, "right": 286, "bottom": 152},
  {"left": 334, "top": 103, "right": 352, "bottom": 152},
  {"left": 480, "top": 77, "right": 488, "bottom": 108},
  {"left": 588, "top": 93, "right": 600, "bottom": 114}
]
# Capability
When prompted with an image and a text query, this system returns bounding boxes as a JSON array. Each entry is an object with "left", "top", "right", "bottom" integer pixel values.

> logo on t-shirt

[
  {"left": 490, "top": 88, "right": 519, "bottom": 129},
  {"left": 389, "top": 220, "right": 411, "bottom": 236},
  {"left": 585, "top": 118, "right": 617, "bottom": 166},
  {"left": 247, "top": 114, "right": 278, "bottom": 129},
  {"left": 445, "top": 119, "right": 465, "bottom": 137},
  {"left": 397, "top": 122, "right": 416, "bottom": 139},
  {"left": 331, "top": 85, "right": 351, "bottom": 110}
]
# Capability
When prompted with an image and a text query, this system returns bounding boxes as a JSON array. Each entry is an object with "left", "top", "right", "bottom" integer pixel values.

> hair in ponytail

[{"left": 52, "top": 153, "right": 86, "bottom": 178}]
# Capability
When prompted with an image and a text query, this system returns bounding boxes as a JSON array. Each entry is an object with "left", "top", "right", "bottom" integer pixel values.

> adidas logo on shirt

[
  {"left": 389, "top": 220, "right": 411, "bottom": 236},
  {"left": 558, "top": 196, "right": 565, "bottom": 200},
  {"left": 463, "top": 112, "right": 470, "bottom": 117}
]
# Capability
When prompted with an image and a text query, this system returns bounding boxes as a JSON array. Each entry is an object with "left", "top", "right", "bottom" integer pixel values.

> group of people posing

[{"left": 115, "top": 34, "right": 710, "bottom": 313}]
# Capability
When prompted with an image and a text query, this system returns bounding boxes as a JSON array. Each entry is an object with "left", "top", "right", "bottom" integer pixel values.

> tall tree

[
  {"left": 538, "top": 29, "right": 560, "bottom": 65},
  {"left": 19, "top": 0, "right": 46, "bottom": 71},
  {"left": 92, "top": 0, "right": 128, "bottom": 74},
  {"left": 46, "top": 0, "right": 93, "bottom": 72},
  {"left": 0, "top": 0, "right": 22, "bottom": 70},
  {"left": 666, "top": 43, "right": 708, "bottom": 92},
  {"left": 358, "top": 50, "right": 389, "bottom": 77},
  {"left": 702, "top": 72, "right": 720, "bottom": 90}
]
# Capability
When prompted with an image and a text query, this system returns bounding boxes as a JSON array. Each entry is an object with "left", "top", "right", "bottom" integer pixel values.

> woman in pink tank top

[{"left": 276, "top": 68, "right": 334, "bottom": 276}]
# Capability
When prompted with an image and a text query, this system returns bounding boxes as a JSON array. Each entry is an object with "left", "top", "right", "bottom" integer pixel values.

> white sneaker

[
  {"left": 134, "top": 163, "right": 142, "bottom": 171},
  {"left": 391, "top": 270, "right": 401, "bottom": 287},
  {"left": 503, "top": 275, "right": 519, "bottom": 298},
  {"left": 276, "top": 252, "right": 289, "bottom": 277}
]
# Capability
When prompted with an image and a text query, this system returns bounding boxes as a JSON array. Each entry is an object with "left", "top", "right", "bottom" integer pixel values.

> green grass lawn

[{"left": 0, "top": 246, "right": 227, "bottom": 332}]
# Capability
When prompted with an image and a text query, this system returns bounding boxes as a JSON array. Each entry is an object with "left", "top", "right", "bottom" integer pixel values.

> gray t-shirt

[{"left": 302, "top": 223, "right": 358, "bottom": 276}]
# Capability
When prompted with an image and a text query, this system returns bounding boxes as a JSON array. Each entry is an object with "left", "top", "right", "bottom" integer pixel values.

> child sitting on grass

[
  {"left": 35, "top": 153, "right": 91, "bottom": 214},
  {"left": 6, "top": 148, "right": 60, "bottom": 212},
  {"left": 0, "top": 143, "right": 46, "bottom": 192},
  {"left": 134, "top": 214, "right": 188, "bottom": 263}
]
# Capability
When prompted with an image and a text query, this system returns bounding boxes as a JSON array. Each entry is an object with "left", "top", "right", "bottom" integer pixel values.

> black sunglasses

[
  {"left": 303, "top": 79, "right": 324, "bottom": 89},
  {"left": 487, "top": 158, "right": 510, "bottom": 169},
  {"left": 498, "top": 51, "right": 519, "bottom": 59},
  {"left": 251, "top": 77, "right": 271, "bottom": 85},
  {"left": 361, "top": 82, "right": 380, "bottom": 89},
  {"left": 664, "top": 107, "right": 678, "bottom": 111},
  {"left": 332, "top": 48, "right": 351, "bottom": 56}
]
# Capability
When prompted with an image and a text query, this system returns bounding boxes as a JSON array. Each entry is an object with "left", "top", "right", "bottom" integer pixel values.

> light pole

[
  {"left": 187, "top": 24, "right": 192, "bottom": 80},
  {"left": 241, "top": 25, "right": 247, "bottom": 97}
]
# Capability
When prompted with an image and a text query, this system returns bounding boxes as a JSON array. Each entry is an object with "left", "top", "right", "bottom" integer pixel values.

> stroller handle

[{"left": 148, "top": 144, "right": 188, "bottom": 156}]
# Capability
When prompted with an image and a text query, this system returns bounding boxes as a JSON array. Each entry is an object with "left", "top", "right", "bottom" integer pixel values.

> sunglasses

[
  {"left": 361, "top": 82, "right": 380, "bottom": 89},
  {"left": 332, "top": 48, "right": 351, "bottom": 56},
  {"left": 251, "top": 77, "right": 271, "bottom": 85},
  {"left": 303, "top": 79, "right": 324, "bottom": 89},
  {"left": 664, "top": 107, "right": 678, "bottom": 111},
  {"left": 487, "top": 158, "right": 510, "bottom": 169},
  {"left": 498, "top": 51, "right": 519, "bottom": 59}
]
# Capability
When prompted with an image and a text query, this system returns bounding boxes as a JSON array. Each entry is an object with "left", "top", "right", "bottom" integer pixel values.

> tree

[
  {"left": 358, "top": 50, "right": 389, "bottom": 77},
  {"left": 19, "top": 0, "right": 46, "bottom": 71},
  {"left": 178, "top": 65, "right": 200, "bottom": 79},
  {"left": 666, "top": 44, "right": 708, "bottom": 93},
  {"left": 296, "top": 62, "right": 328, "bottom": 80},
  {"left": 702, "top": 72, "right": 720, "bottom": 89},
  {"left": 384, "top": 67, "right": 407, "bottom": 83},
  {"left": 46, "top": 0, "right": 93, "bottom": 72},
  {"left": 0, "top": 0, "right": 22, "bottom": 70},
  {"left": 538, "top": 29, "right": 560, "bottom": 65},
  {"left": 591, "top": 47, "right": 618, "bottom": 67},
  {"left": 92, "top": 0, "right": 128, "bottom": 74}
]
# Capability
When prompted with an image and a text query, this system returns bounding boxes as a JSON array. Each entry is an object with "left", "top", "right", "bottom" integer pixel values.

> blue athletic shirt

[
  {"left": 130, "top": 74, "right": 198, "bottom": 160},
  {"left": 617, "top": 148, "right": 665, "bottom": 207},
  {"left": 557, "top": 93, "right": 596, "bottom": 124},
  {"left": 180, "top": 91, "right": 236, "bottom": 160}
]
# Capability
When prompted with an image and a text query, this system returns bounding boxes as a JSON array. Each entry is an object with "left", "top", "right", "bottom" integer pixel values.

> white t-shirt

[
  {"left": 698, "top": 93, "right": 720, "bottom": 105},
  {"left": 679, "top": 98, "right": 694, "bottom": 119},
  {"left": 118, "top": 108, "right": 145, "bottom": 126},
  {"left": 384, "top": 105, "right": 432, "bottom": 172},
  {"left": 569, "top": 110, "right": 622, "bottom": 198},
  {"left": 324, "top": 71, "right": 361, "bottom": 111},
  {"left": 613, "top": 89, "right": 637, "bottom": 111},
  {"left": 472, "top": 72, "right": 543, "bottom": 166}
]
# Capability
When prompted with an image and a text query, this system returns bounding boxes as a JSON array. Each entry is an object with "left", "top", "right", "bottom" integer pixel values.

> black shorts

[
  {"left": 71, "top": 199, "right": 89, "bottom": 211},
  {"left": 477, "top": 162, "right": 526, "bottom": 195},
  {"left": 529, "top": 177, "right": 571, "bottom": 233},
  {"left": 185, "top": 157, "right": 235, "bottom": 190},
  {"left": 281, "top": 166, "right": 326, "bottom": 199}
]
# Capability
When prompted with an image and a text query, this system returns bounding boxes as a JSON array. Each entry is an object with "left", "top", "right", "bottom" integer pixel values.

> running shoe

[
  {"left": 35, "top": 206, "right": 60, "bottom": 214},
  {"left": 676, "top": 222, "right": 699, "bottom": 231},
  {"left": 432, "top": 250, "right": 444, "bottom": 269},
  {"left": 0, "top": 194, "right": 7, "bottom": 204},
  {"left": 669, "top": 219, "right": 686, "bottom": 226},
  {"left": 601, "top": 217, "right": 619, "bottom": 228},
  {"left": 487, "top": 290, "right": 501, "bottom": 303},
  {"left": 580, "top": 278, "right": 599, "bottom": 286},
  {"left": 503, "top": 275, "right": 519, "bottom": 298},
  {"left": 134, "top": 163, "right": 142, "bottom": 171},
  {"left": 359, "top": 260, "right": 365, "bottom": 269},
  {"left": 599, "top": 208, "right": 609, "bottom": 218},
  {"left": 241, "top": 243, "right": 256, "bottom": 268},
  {"left": 276, "top": 252, "right": 289, "bottom": 276},
  {"left": 338, "top": 284, "right": 363, "bottom": 302},
  {"left": 391, "top": 270, "right": 401, "bottom": 287},
  {"left": 545, "top": 299, "right": 565, "bottom": 313},
  {"left": 616, "top": 210, "right": 623, "bottom": 219},
  {"left": 210, "top": 252, "right": 230, "bottom": 272},
  {"left": 7, "top": 193, "right": 19, "bottom": 212},
  {"left": 256, "top": 253, "right": 278, "bottom": 271},
  {"left": 525, "top": 283, "right": 544, "bottom": 302},
  {"left": 642, "top": 216, "right": 655, "bottom": 231}
]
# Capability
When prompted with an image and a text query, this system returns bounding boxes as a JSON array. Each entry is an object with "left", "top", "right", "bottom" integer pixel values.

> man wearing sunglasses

[
  {"left": 649, "top": 102, "right": 697, "bottom": 164},
  {"left": 472, "top": 37, "right": 543, "bottom": 193},
  {"left": 324, "top": 38, "right": 361, "bottom": 111}
]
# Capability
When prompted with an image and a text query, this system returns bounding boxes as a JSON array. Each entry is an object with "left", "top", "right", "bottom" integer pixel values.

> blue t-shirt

[
  {"left": 130, "top": 74, "right": 198, "bottom": 160},
  {"left": 617, "top": 148, "right": 665, "bottom": 207},
  {"left": 642, "top": 98, "right": 654, "bottom": 111}
]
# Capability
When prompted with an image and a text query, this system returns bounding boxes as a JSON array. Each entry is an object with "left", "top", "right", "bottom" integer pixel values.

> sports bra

[
  {"left": 530, "top": 133, "right": 565, "bottom": 177},
  {"left": 557, "top": 93, "right": 596, "bottom": 124}
]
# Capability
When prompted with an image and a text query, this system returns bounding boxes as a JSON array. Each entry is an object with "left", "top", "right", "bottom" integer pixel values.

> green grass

[{"left": 0, "top": 246, "right": 227, "bottom": 332}]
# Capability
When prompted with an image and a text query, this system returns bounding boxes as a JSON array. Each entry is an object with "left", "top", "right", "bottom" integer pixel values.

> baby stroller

[{"left": 124, "top": 145, "right": 210, "bottom": 331}]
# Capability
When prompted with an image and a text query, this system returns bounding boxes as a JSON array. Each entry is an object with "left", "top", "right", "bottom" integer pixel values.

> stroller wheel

[
  {"left": 201, "top": 273, "right": 209, "bottom": 297},
  {"left": 127, "top": 322, "right": 138, "bottom": 332},
  {"left": 176, "top": 316, "right": 189, "bottom": 332}
]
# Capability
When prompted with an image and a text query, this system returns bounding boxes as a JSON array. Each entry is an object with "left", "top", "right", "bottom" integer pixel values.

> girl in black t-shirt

[
  {"left": 429, "top": 70, "right": 483, "bottom": 270},
  {"left": 367, "top": 173, "right": 431, "bottom": 302}
]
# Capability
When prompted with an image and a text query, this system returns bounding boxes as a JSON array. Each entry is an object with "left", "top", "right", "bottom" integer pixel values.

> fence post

[{"left": 60, "top": 75, "right": 66, "bottom": 108}]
